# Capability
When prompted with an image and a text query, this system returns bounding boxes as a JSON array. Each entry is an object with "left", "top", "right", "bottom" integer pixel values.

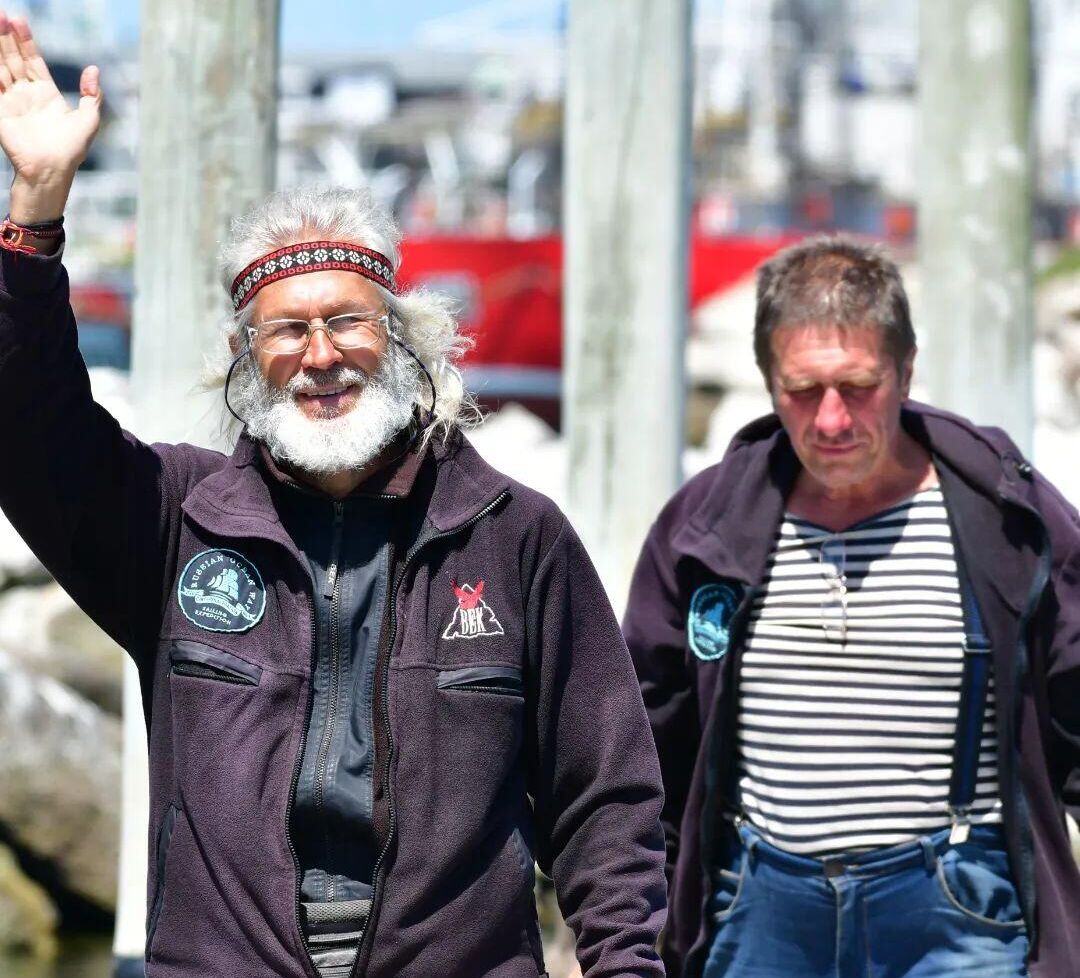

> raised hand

[{"left": 0, "top": 10, "right": 102, "bottom": 223}]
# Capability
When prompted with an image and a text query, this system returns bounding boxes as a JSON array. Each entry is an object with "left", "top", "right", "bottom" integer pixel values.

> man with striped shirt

[{"left": 625, "top": 237, "right": 1080, "bottom": 978}]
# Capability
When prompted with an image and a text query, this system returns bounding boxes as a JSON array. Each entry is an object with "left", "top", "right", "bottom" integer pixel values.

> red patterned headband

[{"left": 230, "top": 240, "right": 397, "bottom": 312}]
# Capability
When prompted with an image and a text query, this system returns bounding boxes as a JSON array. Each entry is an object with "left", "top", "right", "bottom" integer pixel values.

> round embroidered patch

[
  {"left": 688, "top": 582, "right": 741, "bottom": 660},
  {"left": 177, "top": 549, "right": 266, "bottom": 634}
]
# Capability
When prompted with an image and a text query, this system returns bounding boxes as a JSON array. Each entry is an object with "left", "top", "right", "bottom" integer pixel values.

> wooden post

[
  {"left": 917, "top": 0, "right": 1033, "bottom": 453},
  {"left": 129, "top": 0, "right": 280, "bottom": 446},
  {"left": 563, "top": 0, "right": 691, "bottom": 613},
  {"left": 115, "top": 3, "right": 280, "bottom": 973}
]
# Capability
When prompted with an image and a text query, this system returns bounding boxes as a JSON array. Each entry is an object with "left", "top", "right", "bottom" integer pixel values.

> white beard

[{"left": 230, "top": 344, "right": 419, "bottom": 477}]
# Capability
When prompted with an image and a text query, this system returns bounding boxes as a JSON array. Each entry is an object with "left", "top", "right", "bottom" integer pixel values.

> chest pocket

[
  {"left": 169, "top": 640, "right": 263, "bottom": 686},
  {"left": 436, "top": 664, "right": 523, "bottom": 697}
]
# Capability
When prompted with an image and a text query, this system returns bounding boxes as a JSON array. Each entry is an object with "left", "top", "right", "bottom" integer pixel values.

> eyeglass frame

[
  {"left": 818, "top": 534, "right": 848, "bottom": 643},
  {"left": 246, "top": 309, "right": 392, "bottom": 356}
]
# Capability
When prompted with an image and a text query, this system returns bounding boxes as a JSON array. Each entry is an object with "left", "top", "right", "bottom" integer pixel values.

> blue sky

[{"left": 103, "top": 0, "right": 557, "bottom": 52}]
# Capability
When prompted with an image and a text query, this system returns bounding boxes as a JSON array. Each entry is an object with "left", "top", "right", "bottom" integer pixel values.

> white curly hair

[{"left": 206, "top": 185, "right": 479, "bottom": 442}]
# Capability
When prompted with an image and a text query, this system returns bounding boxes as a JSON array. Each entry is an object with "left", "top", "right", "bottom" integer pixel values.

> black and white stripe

[{"left": 736, "top": 487, "right": 1002, "bottom": 857}]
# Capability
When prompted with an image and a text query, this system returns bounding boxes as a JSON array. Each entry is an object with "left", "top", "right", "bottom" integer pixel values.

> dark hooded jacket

[
  {"left": 623, "top": 406, "right": 1080, "bottom": 978},
  {"left": 0, "top": 246, "right": 668, "bottom": 977}
]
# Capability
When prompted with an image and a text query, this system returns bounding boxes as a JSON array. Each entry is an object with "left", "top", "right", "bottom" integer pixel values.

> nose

[
  {"left": 814, "top": 387, "right": 852, "bottom": 439},
  {"left": 301, "top": 323, "right": 343, "bottom": 371}
]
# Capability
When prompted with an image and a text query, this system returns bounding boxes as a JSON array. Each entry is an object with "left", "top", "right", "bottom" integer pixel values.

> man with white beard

[{"left": 0, "top": 14, "right": 667, "bottom": 978}]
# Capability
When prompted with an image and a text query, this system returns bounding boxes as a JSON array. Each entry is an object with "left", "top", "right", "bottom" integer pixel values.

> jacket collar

[
  {"left": 256, "top": 428, "right": 427, "bottom": 500},
  {"left": 673, "top": 413, "right": 796, "bottom": 588},
  {"left": 182, "top": 429, "right": 511, "bottom": 543},
  {"left": 672, "top": 400, "right": 1036, "bottom": 588}
]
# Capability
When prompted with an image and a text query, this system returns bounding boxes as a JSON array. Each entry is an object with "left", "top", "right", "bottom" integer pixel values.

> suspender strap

[{"left": 948, "top": 551, "right": 992, "bottom": 824}]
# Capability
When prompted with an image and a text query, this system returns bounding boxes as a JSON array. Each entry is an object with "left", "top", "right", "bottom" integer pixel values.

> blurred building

[{"left": 5, "top": 0, "right": 1080, "bottom": 278}]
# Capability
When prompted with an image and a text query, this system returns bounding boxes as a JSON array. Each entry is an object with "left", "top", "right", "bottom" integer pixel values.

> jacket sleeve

[
  {"left": 623, "top": 519, "right": 698, "bottom": 890},
  {"left": 525, "top": 517, "right": 667, "bottom": 978},
  {"left": 0, "top": 245, "right": 170, "bottom": 661},
  {"left": 1047, "top": 536, "right": 1080, "bottom": 826}
]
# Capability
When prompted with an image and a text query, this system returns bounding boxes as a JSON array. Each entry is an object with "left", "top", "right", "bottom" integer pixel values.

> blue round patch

[
  {"left": 688, "top": 583, "right": 741, "bottom": 661},
  {"left": 177, "top": 549, "right": 266, "bottom": 634}
]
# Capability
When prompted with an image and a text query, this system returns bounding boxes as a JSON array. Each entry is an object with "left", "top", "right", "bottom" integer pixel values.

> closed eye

[{"left": 839, "top": 381, "right": 879, "bottom": 397}]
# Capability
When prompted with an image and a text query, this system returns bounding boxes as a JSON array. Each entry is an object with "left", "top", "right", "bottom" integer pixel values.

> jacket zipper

[
  {"left": 315, "top": 500, "right": 346, "bottom": 902},
  {"left": 350, "top": 490, "right": 510, "bottom": 978},
  {"left": 286, "top": 593, "right": 320, "bottom": 975}
]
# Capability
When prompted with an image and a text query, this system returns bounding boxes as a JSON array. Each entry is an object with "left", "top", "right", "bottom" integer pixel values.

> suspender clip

[{"left": 948, "top": 806, "right": 971, "bottom": 845}]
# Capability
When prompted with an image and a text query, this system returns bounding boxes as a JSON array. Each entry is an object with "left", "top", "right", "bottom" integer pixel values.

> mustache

[{"left": 284, "top": 366, "right": 371, "bottom": 394}]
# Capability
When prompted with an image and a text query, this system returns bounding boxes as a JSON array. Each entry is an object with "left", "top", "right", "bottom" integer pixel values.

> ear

[{"left": 899, "top": 348, "right": 916, "bottom": 399}]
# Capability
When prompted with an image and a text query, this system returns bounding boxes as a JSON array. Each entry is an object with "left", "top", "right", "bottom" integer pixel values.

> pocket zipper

[
  {"left": 436, "top": 666, "right": 523, "bottom": 696},
  {"left": 170, "top": 660, "right": 258, "bottom": 686}
]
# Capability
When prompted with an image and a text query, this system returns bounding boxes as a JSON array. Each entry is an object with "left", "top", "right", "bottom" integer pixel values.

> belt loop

[
  {"left": 919, "top": 836, "right": 936, "bottom": 873},
  {"left": 744, "top": 829, "right": 759, "bottom": 866}
]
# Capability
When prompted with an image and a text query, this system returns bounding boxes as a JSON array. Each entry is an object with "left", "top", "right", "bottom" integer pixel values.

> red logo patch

[{"left": 443, "top": 580, "right": 505, "bottom": 640}]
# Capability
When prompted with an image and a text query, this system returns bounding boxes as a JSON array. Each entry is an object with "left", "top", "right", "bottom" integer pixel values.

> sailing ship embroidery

[{"left": 177, "top": 549, "right": 266, "bottom": 633}]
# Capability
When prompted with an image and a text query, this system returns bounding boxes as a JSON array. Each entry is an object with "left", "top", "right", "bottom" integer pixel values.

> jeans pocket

[
  {"left": 935, "top": 844, "right": 1025, "bottom": 929},
  {"left": 708, "top": 850, "right": 748, "bottom": 924}
]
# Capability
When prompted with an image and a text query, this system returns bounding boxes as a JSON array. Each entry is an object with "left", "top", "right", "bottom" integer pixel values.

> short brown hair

[{"left": 753, "top": 235, "right": 915, "bottom": 384}]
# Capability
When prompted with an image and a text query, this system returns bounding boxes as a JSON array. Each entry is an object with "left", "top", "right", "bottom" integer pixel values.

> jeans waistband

[{"left": 736, "top": 822, "right": 1007, "bottom": 879}]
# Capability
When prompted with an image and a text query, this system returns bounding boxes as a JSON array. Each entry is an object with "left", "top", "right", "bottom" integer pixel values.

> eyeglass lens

[{"left": 257, "top": 313, "right": 386, "bottom": 354}]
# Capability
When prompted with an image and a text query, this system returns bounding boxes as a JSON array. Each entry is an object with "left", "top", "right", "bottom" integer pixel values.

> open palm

[{"left": 0, "top": 12, "right": 101, "bottom": 185}]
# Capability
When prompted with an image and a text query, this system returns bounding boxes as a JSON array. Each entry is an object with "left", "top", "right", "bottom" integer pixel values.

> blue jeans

[{"left": 702, "top": 823, "right": 1028, "bottom": 978}]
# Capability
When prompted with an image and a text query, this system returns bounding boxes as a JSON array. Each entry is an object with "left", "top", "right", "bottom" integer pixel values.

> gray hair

[
  {"left": 206, "top": 186, "right": 479, "bottom": 442},
  {"left": 753, "top": 234, "right": 915, "bottom": 386}
]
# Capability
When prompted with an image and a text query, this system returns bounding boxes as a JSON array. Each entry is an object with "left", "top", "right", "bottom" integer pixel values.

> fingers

[
  {"left": 77, "top": 65, "right": 103, "bottom": 140},
  {"left": 10, "top": 17, "right": 47, "bottom": 80},
  {"left": 0, "top": 64, "right": 11, "bottom": 93},
  {"left": 79, "top": 65, "right": 100, "bottom": 100},
  {"left": 0, "top": 15, "right": 26, "bottom": 83}
]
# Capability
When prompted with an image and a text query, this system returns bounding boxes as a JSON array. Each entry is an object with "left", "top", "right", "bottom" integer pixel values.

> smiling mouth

[{"left": 295, "top": 384, "right": 360, "bottom": 415}]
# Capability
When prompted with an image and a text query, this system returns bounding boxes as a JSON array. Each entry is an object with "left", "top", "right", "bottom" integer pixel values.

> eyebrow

[
  {"left": 778, "top": 370, "right": 883, "bottom": 388},
  {"left": 261, "top": 300, "right": 384, "bottom": 320}
]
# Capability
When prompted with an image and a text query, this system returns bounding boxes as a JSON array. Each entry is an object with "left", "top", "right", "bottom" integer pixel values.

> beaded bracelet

[{"left": 0, "top": 216, "right": 64, "bottom": 255}]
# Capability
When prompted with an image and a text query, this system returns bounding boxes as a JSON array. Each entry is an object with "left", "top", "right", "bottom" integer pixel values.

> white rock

[
  {"left": 0, "top": 511, "right": 45, "bottom": 590},
  {"left": 0, "top": 584, "right": 124, "bottom": 715},
  {"left": 0, "top": 651, "right": 120, "bottom": 911}
]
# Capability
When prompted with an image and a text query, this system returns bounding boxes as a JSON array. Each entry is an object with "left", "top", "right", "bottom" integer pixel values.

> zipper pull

[{"left": 324, "top": 501, "right": 345, "bottom": 599}]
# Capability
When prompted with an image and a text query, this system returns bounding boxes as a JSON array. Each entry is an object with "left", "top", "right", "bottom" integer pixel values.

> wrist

[{"left": 9, "top": 173, "right": 74, "bottom": 225}]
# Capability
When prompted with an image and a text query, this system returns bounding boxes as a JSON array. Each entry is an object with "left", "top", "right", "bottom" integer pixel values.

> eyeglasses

[
  {"left": 818, "top": 535, "right": 847, "bottom": 643},
  {"left": 248, "top": 311, "right": 390, "bottom": 355}
]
